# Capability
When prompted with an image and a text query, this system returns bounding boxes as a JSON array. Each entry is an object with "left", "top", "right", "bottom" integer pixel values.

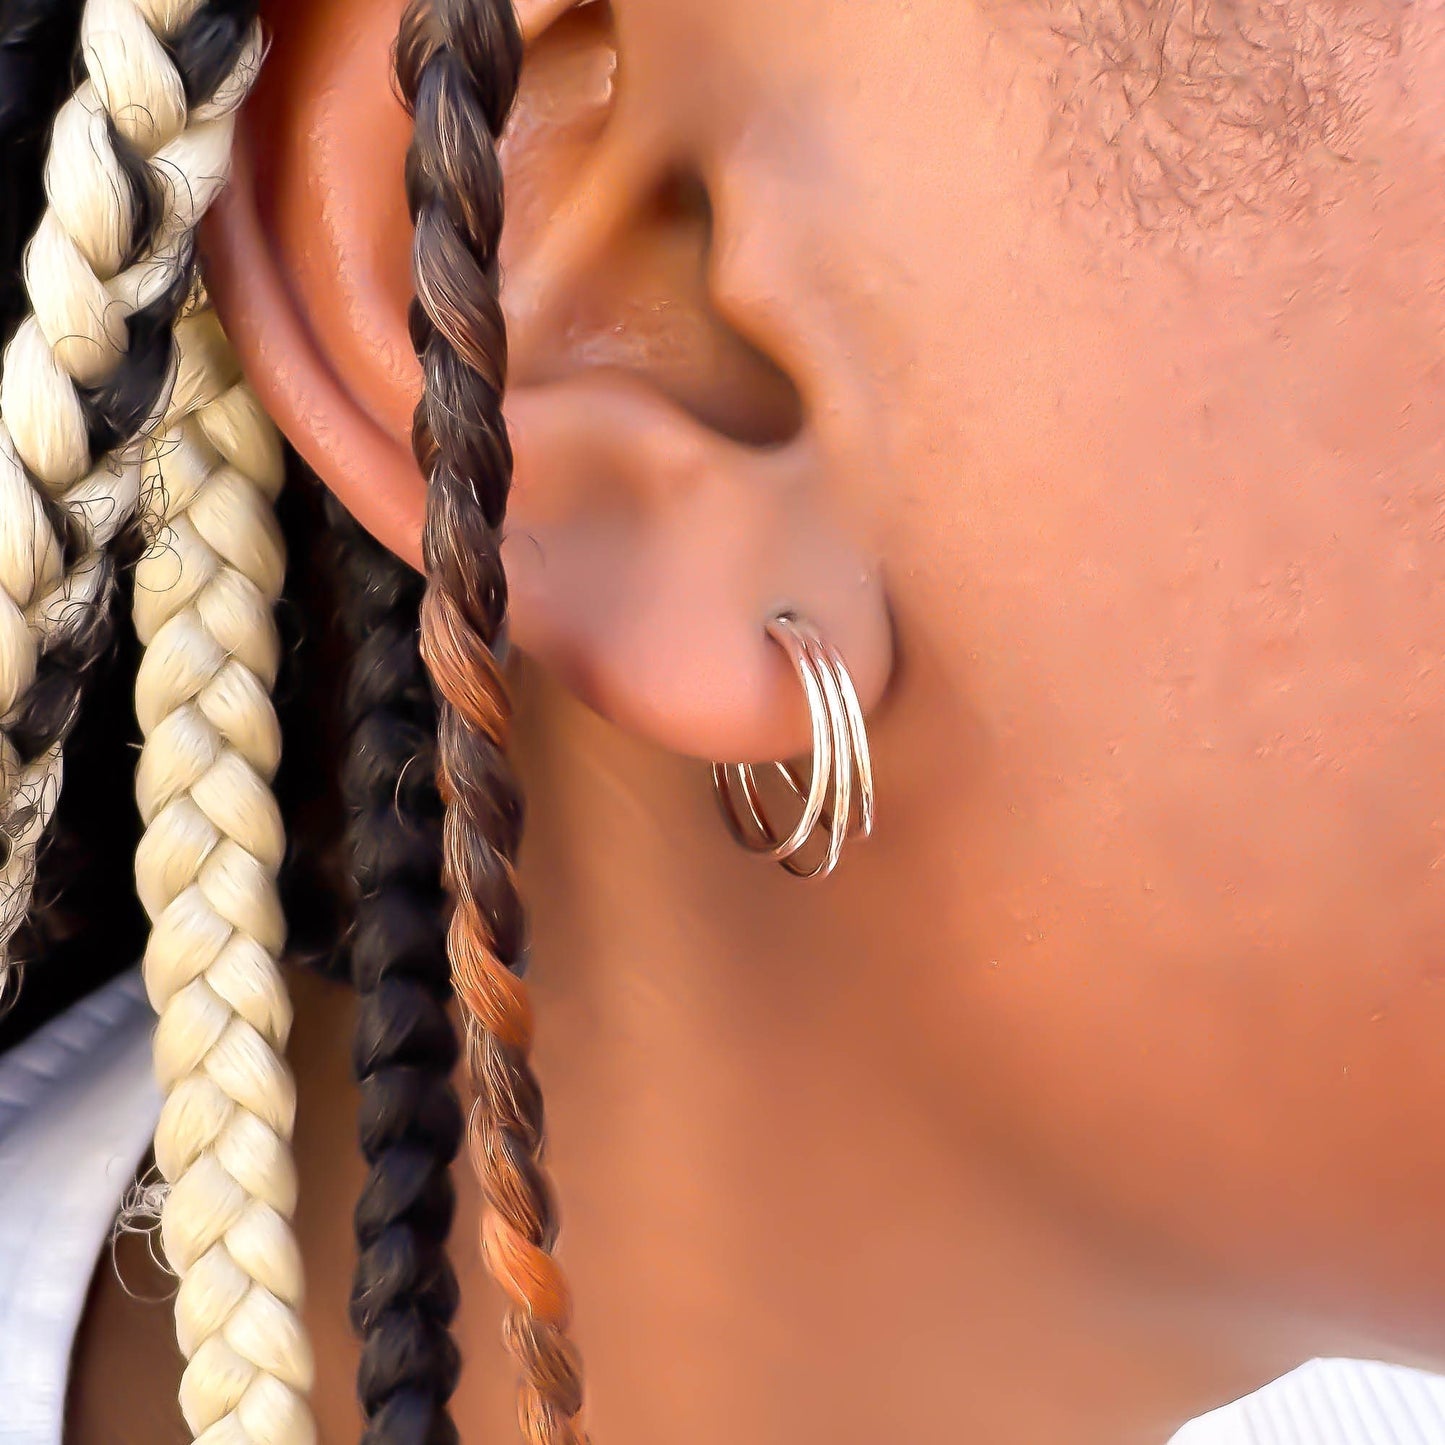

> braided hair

[
  {"left": 0, "top": 7, "right": 319, "bottom": 1438},
  {"left": 0, "top": 0, "right": 262, "bottom": 971},
  {"left": 329, "top": 496, "right": 466, "bottom": 1445},
  {"left": 136, "top": 299, "right": 317, "bottom": 1445},
  {"left": 6, "top": 4, "right": 590, "bottom": 1443},
  {"left": 397, "top": 4, "right": 588, "bottom": 1442},
  {"left": 3, "top": 12, "right": 476, "bottom": 1438},
  {"left": 0, "top": 0, "right": 138, "bottom": 1017}
]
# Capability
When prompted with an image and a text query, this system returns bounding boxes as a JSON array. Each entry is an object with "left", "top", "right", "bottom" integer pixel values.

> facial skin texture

[
  {"left": 990, "top": 0, "right": 1413, "bottom": 243},
  {"left": 73, "top": 3, "right": 1445, "bottom": 1444}
]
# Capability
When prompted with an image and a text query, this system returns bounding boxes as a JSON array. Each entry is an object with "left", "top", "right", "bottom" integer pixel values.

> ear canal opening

[
  {"left": 507, "top": 0, "right": 803, "bottom": 456},
  {"left": 650, "top": 165, "right": 806, "bottom": 449}
]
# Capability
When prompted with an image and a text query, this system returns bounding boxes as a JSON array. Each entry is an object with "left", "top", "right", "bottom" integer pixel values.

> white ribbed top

[
  {"left": 0, "top": 970, "right": 1443, "bottom": 1444},
  {"left": 1172, "top": 1358, "right": 1445, "bottom": 1444},
  {"left": 0, "top": 970, "right": 161, "bottom": 1445}
]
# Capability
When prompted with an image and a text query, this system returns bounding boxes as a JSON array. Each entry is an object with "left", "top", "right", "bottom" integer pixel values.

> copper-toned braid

[{"left": 395, "top": 5, "right": 587, "bottom": 1444}]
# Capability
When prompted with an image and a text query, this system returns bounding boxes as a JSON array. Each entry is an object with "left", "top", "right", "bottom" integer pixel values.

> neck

[
  {"left": 283, "top": 675, "right": 1304, "bottom": 1445},
  {"left": 287, "top": 957, "right": 1293, "bottom": 1445}
]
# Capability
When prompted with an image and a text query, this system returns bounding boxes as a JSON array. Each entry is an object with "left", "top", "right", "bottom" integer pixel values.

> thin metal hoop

[
  {"left": 712, "top": 612, "right": 875, "bottom": 879},
  {"left": 711, "top": 617, "right": 832, "bottom": 858},
  {"left": 808, "top": 621, "right": 875, "bottom": 837}
]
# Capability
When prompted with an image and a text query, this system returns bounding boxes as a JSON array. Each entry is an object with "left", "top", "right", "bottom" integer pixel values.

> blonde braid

[
  {"left": 0, "top": 0, "right": 261, "bottom": 966},
  {"left": 135, "top": 303, "right": 316, "bottom": 1445}
]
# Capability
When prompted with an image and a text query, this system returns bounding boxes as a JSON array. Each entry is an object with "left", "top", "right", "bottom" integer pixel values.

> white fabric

[
  {"left": 1, "top": 973, "right": 1445, "bottom": 1444},
  {"left": 1172, "top": 1358, "right": 1445, "bottom": 1444},
  {"left": 0, "top": 970, "right": 160, "bottom": 1445}
]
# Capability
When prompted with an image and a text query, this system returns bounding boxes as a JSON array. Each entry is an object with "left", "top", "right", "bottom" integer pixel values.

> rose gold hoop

[{"left": 712, "top": 612, "right": 875, "bottom": 880}]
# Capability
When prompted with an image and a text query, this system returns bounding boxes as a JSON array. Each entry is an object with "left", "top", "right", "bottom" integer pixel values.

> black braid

[{"left": 328, "top": 495, "right": 466, "bottom": 1445}]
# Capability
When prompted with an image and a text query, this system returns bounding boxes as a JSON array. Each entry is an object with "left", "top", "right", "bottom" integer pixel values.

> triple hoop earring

[{"left": 712, "top": 612, "right": 875, "bottom": 880}]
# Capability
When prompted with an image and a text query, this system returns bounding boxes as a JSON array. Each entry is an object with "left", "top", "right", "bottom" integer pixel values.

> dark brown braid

[{"left": 396, "top": 4, "right": 588, "bottom": 1444}]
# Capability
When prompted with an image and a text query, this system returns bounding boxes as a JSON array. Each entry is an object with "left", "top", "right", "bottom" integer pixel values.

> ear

[{"left": 204, "top": 0, "right": 893, "bottom": 763}]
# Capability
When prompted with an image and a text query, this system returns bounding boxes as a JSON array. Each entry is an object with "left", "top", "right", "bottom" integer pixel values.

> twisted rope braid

[
  {"left": 0, "top": 0, "right": 130, "bottom": 1014},
  {"left": 326, "top": 497, "right": 466, "bottom": 1445},
  {"left": 135, "top": 303, "right": 315, "bottom": 1445},
  {"left": 0, "top": 0, "right": 260, "bottom": 970},
  {"left": 397, "top": 5, "right": 588, "bottom": 1443}
]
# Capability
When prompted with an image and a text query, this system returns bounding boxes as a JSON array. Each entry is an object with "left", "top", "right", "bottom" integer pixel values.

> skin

[{"left": 72, "top": 1, "right": 1445, "bottom": 1442}]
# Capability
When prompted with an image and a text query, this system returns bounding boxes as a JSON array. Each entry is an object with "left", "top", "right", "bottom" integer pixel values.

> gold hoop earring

[{"left": 712, "top": 612, "right": 875, "bottom": 879}]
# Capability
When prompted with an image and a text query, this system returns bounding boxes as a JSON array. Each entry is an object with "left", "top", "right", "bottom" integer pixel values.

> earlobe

[{"left": 498, "top": 369, "right": 894, "bottom": 763}]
